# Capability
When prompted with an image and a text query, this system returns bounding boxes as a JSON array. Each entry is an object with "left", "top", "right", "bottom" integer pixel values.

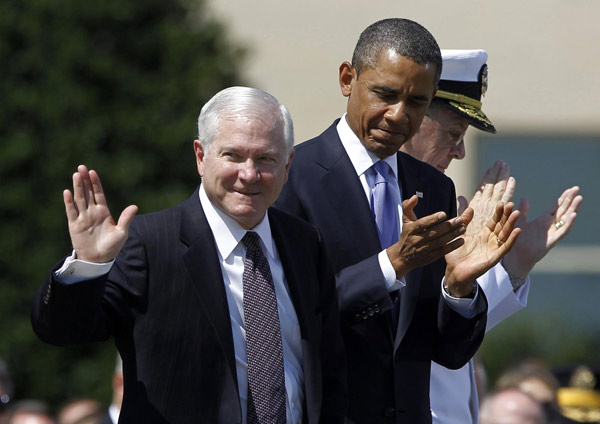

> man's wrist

[
  {"left": 443, "top": 281, "right": 477, "bottom": 298},
  {"left": 508, "top": 273, "right": 527, "bottom": 292}
]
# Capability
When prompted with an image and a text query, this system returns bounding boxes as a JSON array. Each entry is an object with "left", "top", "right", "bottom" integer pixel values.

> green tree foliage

[{"left": 0, "top": 0, "right": 244, "bottom": 408}]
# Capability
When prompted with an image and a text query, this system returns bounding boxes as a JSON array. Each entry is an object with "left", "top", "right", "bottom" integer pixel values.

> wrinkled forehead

[{"left": 214, "top": 112, "right": 286, "bottom": 150}]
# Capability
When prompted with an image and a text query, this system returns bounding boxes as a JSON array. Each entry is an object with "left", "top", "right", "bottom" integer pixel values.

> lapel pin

[{"left": 416, "top": 191, "right": 423, "bottom": 198}]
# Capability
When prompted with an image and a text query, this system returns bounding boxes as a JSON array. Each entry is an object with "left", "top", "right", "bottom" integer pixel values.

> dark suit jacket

[
  {"left": 274, "top": 121, "right": 487, "bottom": 423},
  {"left": 31, "top": 189, "right": 346, "bottom": 423}
]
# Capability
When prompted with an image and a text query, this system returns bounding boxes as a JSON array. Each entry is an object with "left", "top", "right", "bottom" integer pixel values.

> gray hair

[
  {"left": 197, "top": 86, "right": 294, "bottom": 157},
  {"left": 352, "top": 18, "right": 442, "bottom": 86}
]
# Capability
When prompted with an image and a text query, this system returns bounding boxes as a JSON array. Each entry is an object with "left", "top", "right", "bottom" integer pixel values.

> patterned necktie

[
  {"left": 242, "top": 231, "right": 287, "bottom": 424},
  {"left": 371, "top": 160, "right": 399, "bottom": 249}
]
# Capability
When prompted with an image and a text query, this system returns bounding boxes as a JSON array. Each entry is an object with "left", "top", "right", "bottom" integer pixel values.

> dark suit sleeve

[
  {"left": 315, "top": 230, "right": 348, "bottom": 423},
  {"left": 430, "top": 177, "right": 487, "bottom": 369},
  {"left": 31, "top": 224, "right": 147, "bottom": 346},
  {"left": 276, "top": 172, "right": 395, "bottom": 327}
]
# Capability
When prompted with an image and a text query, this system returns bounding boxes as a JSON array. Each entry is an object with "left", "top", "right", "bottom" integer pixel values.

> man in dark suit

[
  {"left": 31, "top": 87, "right": 346, "bottom": 423},
  {"left": 274, "top": 19, "right": 520, "bottom": 423}
]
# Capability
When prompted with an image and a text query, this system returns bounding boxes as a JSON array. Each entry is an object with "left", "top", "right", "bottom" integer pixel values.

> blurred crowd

[
  {"left": 0, "top": 356, "right": 122, "bottom": 424},
  {"left": 1, "top": 353, "right": 599, "bottom": 424}
]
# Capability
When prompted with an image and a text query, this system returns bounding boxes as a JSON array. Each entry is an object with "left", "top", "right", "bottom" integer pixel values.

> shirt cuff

[
  {"left": 55, "top": 250, "right": 114, "bottom": 284},
  {"left": 378, "top": 250, "right": 406, "bottom": 292},
  {"left": 441, "top": 278, "right": 486, "bottom": 319}
]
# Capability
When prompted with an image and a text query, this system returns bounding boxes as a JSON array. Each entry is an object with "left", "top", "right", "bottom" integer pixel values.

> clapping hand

[
  {"left": 64, "top": 165, "right": 138, "bottom": 263},
  {"left": 444, "top": 201, "right": 521, "bottom": 297},
  {"left": 502, "top": 186, "right": 582, "bottom": 279}
]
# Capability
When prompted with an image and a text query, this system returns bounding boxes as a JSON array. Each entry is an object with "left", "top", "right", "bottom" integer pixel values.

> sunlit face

[
  {"left": 401, "top": 105, "right": 469, "bottom": 173},
  {"left": 340, "top": 49, "right": 438, "bottom": 159},
  {"left": 194, "top": 114, "right": 293, "bottom": 229}
]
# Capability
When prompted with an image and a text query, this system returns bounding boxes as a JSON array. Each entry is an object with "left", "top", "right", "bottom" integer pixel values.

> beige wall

[{"left": 208, "top": 0, "right": 600, "bottom": 195}]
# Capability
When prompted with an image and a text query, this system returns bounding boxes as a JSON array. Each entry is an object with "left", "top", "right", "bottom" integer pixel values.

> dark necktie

[{"left": 242, "top": 231, "right": 287, "bottom": 424}]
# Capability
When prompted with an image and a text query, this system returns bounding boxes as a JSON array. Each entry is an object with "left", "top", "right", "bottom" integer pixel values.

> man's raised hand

[{"left": 64, "top": 165, "right": 138, "bottom": 263}]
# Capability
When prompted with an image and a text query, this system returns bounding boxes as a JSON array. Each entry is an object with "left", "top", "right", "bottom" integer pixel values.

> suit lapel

[
  {"left": 179, "top": 191, "right": 237, "bottom": 376},
  {"left": 269, "top": 210, "right": 321, "bottom": 413},
  {"left": 318, "top": 125, "right": 381, "bottom": 257},
  {"left": 394, "top": 153, "right": 429, "bottom": 348}
]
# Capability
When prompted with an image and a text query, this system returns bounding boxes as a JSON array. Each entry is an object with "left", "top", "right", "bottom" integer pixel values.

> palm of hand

[
  {"left": 69, "top": 204, "right": 128, "bottom": 263},
  {"left": 65, "top": 165, "right": 138, "bottom": 263},
  {"left": 445, "top": 224, "right": 502, "bottom": 283}
]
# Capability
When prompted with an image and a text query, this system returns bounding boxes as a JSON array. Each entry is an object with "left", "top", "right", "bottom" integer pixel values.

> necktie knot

[
  {"left": 373, "top": 160, "right": 391, "bottom": 185},
  {"left": 242, "top": 231, "right": 261, "bottom": 252}
]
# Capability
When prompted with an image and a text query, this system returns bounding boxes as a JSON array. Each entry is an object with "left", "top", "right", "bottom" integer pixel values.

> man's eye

[{"left": 376, "top": 92, "right": 394, "bottom": 101}]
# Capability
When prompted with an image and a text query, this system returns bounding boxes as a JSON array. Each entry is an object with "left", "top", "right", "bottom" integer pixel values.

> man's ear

[
  {"left": 193, "top": 139, "right": 205, "bottom": 177},
  {"left": 339, "top": 61, "right": 356, "bottom": 98}
]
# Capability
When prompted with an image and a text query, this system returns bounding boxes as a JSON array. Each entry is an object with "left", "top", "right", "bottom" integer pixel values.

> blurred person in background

[
  {"left": 57, "top": 399, "right": 103, "bottom": 424},
  {"left": 98, "top": 356, "right": 122, "bottom": 424},
  {"left": 4, "top": 400, "right": 55, "bottom": 424},
  {"left": 553, "top": 364, "right": 599, "bottom": 423},
  {"left": 0, "top": 359, "right": 14, "bottom": 423},
  {"left": 479, "top": 387, "right": 547, "bottom": 424},
  {"left": 399, "top": 49, "right": 582, "bottom": 424}
]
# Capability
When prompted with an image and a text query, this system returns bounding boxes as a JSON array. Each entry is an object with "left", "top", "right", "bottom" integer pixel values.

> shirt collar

[
  {"left": 337, "top": 113, "right": 399, "bottom": 180},
  {"left": 199, "top": 184, "right": 275, "bottom": 260}
]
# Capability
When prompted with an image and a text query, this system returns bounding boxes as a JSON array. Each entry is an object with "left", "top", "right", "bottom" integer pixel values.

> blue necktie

[{"left": 371, "top": 160, "right": 399, "bottom": 249}]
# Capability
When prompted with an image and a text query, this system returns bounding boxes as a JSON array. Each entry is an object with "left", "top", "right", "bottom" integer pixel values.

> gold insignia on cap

[{"left": 480, "top": 64, "right": 488, "bottom": 97}]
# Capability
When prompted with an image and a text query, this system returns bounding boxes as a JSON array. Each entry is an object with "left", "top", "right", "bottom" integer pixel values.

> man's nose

[
  {"left": 239, "top": 160, "right": 260, "bottom": 182},
  {"left": 450, "top": 140, "right": 466, "bottom": 160},
  {"left": 385, "top": 101, "right": 409, "bottom": 124}
]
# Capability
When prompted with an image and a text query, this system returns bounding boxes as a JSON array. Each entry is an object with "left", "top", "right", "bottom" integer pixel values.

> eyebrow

[{"left": 372, "top": 85, "right": 430, "bottom": 102}]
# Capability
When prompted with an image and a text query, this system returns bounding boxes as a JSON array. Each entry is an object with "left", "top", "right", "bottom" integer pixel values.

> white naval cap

[{"left": 436, "top": 49, "right": 496, "bottom": 133}]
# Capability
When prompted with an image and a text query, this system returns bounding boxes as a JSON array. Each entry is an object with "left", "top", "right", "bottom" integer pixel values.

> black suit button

[{"left": 384, "top": 407, "right": 395, "bottom": 417}]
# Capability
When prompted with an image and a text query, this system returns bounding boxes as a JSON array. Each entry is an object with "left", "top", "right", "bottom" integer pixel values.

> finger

[
  {"left": 457, "top": 196, "right": 469, "bottom": 216},
  {"left": 497, "top": 227, "right": 521, "bottom": 256},
  {"left": 410, "top": 211, "right": 448, "bottom": 233},
  {"left": 479, "top": 160, "right": 502, "bottom": 186},
  {"left": 72, "top": 170, "right": 88, "bottom": 213},
  {"left": 459, "top": 207, "right": 474, "bottom": 226},
  {"left": 441, "top": 236, "right": 465, "bottom": 255},
  {"left": 517, "top": 197, "right": 529, "bottom": 224},
  {"left": 402, "top": 195, "right": 419, "bottom": 222},
  {"left": 555, "top": 186, "right": 580, "bottom": 220},
  {"left": 63, "top": 189, "right": 78, "bottom": 222},
  {"left": 422, "top": 217, "right": 467, "bottom": 242},
  {"left": 116, "top": 205, "right": 139, "bottom": 232},
  {"left": 487, "top": 202, "right": 506, "bottom": 233},
  {"left": 78, "top": 164, "right": 95, "bottom": 206},
  {"left": 501, "top": 176, "right": 516, "bottom": 204},
  {"left": 558, "top": 185, "right": 578, "bottom": 205},
  {"left": 89, "top": 169, "right": 107, "bottom": 207},
  {"left": 550, "top": 195, "right": 582, "bottom": 242},
  {"left": 497, "top": 209, "right": 521, "bottom": 243},
  {"left": 491, "top": 161, "right": 510, "bottom": 202}
]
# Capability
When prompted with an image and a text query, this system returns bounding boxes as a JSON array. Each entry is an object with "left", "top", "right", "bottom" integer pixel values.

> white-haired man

[{"left": 32, "top": 87, "right": 346, "bottom": 423}]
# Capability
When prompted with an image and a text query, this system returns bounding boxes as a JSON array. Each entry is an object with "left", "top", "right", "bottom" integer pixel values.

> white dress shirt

[
  {"left": 429, "top": 261, "right": 530, "bottom": 424},
  {"left": 55, "top": 184, "right": 305, "bottom": 424}
]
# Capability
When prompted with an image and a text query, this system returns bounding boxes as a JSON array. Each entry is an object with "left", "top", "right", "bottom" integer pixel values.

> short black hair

[{"left": 351, "top": 18, "right": 442, "bottom": 85}]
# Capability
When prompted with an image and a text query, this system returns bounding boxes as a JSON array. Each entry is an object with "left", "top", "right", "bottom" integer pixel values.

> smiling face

[
  {"left": 401, "top": 104, "right": 470, "bottom": 173},
  {"left": 340, "top": 49, "right": 438, "bottom": 159},
  {"left": 194, "top": 113, "right": 293, "bottom": 229}
]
